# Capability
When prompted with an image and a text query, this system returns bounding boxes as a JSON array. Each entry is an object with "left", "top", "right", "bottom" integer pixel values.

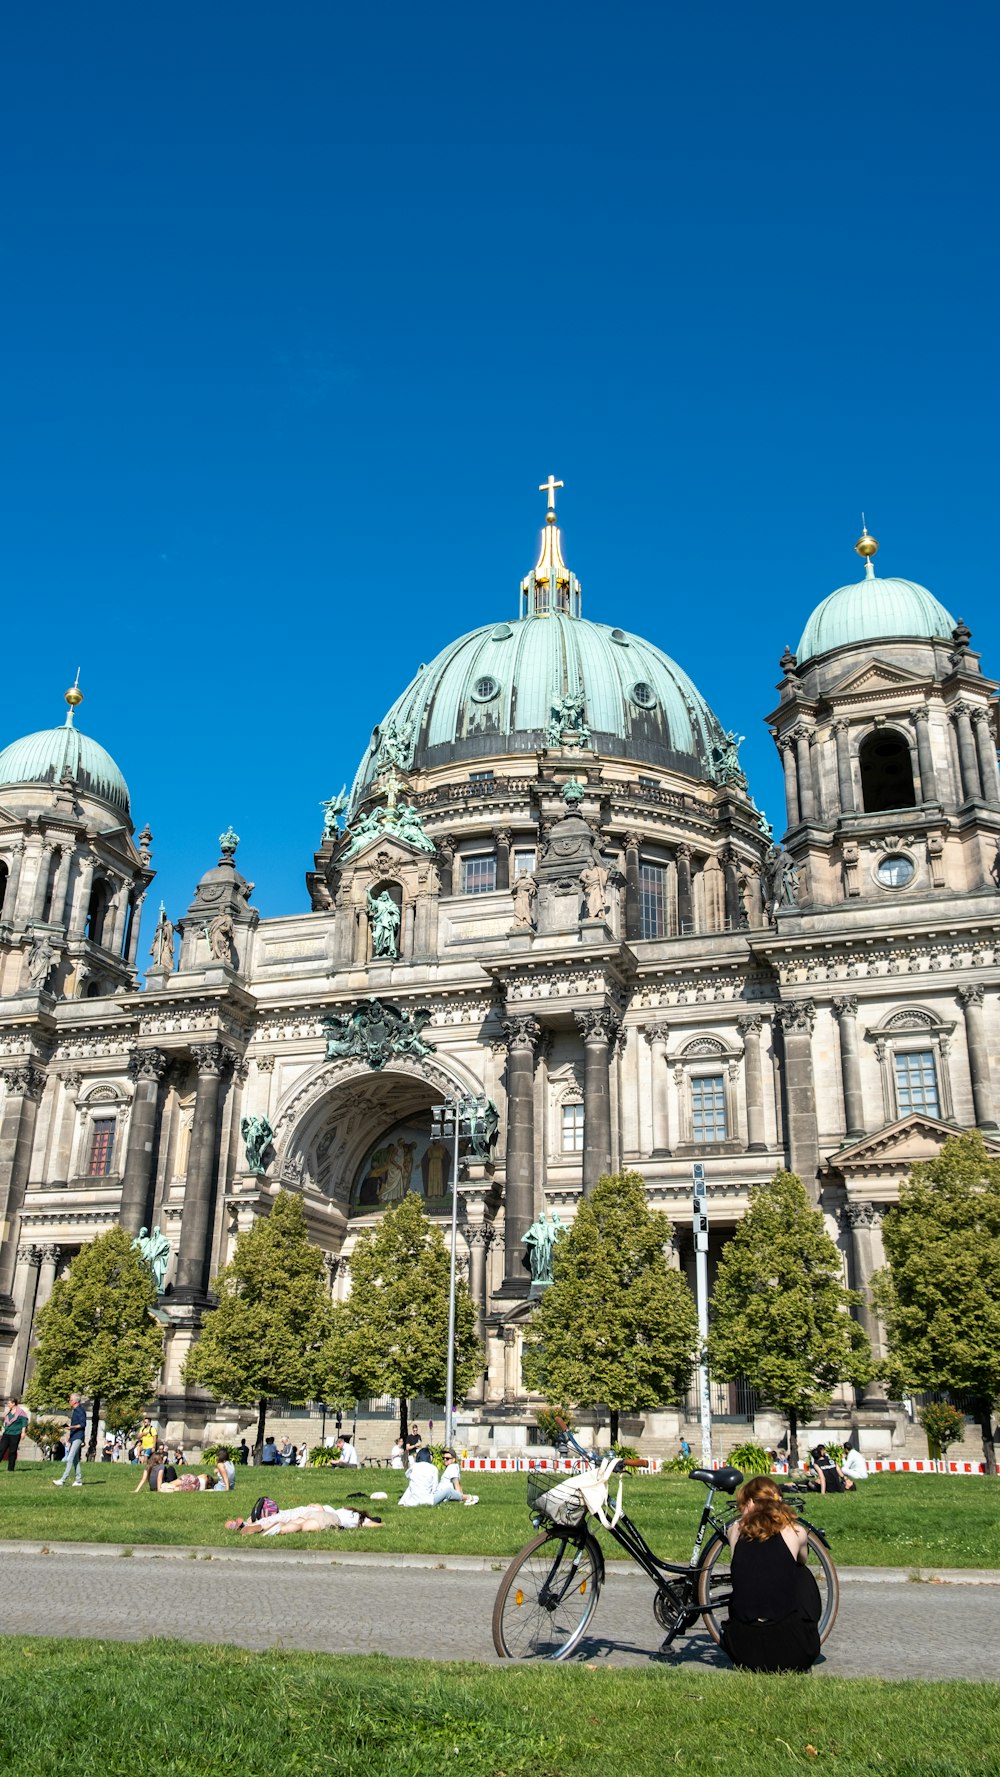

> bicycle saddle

[{"left": 689, "top": 1465, "right": 744, "bottom": 1492}]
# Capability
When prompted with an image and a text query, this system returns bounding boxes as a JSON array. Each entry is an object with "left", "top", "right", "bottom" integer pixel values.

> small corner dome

[
  {"left": 0, "top": 724, "right": 130, "bottom": 814},
  {"left": 797, "top": 570, "right": 956, "bottom": 663}
]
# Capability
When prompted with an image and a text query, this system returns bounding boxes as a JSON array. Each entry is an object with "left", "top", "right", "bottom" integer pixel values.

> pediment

[
  {"left": 342, "top": 835, "right": 434, "bottom": 870},
  {"left": 827, "top": 657, "right": 928, "bottom": 698},
  {"left": 826, "top": 1115, "right": 1000, "bottom": 1174}
]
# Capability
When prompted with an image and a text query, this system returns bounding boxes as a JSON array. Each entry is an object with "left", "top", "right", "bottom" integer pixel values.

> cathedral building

[{"left": 1, "top": 488, "right": 998, "bottom": 1452}]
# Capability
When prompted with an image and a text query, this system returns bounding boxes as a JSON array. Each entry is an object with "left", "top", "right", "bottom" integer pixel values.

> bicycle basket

[{"left": 527, "top": 1469, "right": 610, "bottom": 1528}]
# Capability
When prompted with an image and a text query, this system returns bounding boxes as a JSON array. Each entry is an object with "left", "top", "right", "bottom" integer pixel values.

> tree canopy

[
  {"left": 707, "top": 1169, "right": 871, "bottom": 1465},
  {"left": 872, "top": 1131, "right": 1000, "bottom": 1472},
  {"left": 319, "top": 1191, "right": 481, "bottom": 1442},
  {"left": 25, "top": 1225, "right": 164, "bottom": 1455},
  {"left": 521, "top": 1170, "right": 698, "bottom": 1445},
  {"left": 183, "top": 1189, "right": 333, "bottom": 1452}
]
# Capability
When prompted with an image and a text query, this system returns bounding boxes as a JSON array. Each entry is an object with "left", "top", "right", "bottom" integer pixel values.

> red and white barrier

[{"left": 459, "top": 1455, "right": 988, "bottom": 1476}]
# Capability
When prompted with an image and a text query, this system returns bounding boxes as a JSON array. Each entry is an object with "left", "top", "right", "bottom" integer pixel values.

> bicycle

[{"left": 491, "top": 1435, "right": 839, "bottom": 1662}]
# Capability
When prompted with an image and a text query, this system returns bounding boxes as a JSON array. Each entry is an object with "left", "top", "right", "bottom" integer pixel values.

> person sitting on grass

[
  {"left": 213, "top": 1454, "right": 236, "bottom": 1491},
  {"left": 225, "top": 1504, "right": 384, "bottom": 1535},
  {"left": 721, "top": 1475, "right": 822, "bottom": 1673},
  {"left": 808, "top": 1443, "right": 855, "bottom": 1493},
  {"left": 436, "top": 1449, "right": 479, "bottom": 1506},
  {"left": 134, "top": 1457, "right": 177, "bottom": 1492}
]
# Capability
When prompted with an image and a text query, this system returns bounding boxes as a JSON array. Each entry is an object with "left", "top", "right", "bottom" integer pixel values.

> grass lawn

[
  {"left": 3, "top": 1637, "right": 998, "bottom": 1776},
  {"left": 1, "top": 1462, "right": 997, "bottom": 1567}
]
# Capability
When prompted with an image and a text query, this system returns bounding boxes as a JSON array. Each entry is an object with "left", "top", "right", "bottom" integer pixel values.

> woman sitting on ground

[
  {"left": 133, "top": 1455, "right": 175, "bottom": 1492},
  {"left": 226, "top": 1504, "right": 384, "bottom": 1535},
  {"left": 721, "top": 1475, "right": 822, "bottom": 1673}
]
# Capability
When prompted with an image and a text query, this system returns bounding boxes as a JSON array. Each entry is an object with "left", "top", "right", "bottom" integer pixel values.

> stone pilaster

[
  {"left": 957, "top": 985, "right": 996, "bottom": 1129},
  {"left": 832, "top": 720, "right": 854, "bottom": 813},
  {"left": 951, "top": 703, "right": 981, "bottom": 801},
  {"left": 119, "top": 1048, "right": 169, "bottom": 1235},
  {"left": 832, "top": 996, "right": 866, "bottom": 1140},
  {"left": 575, "top": 1008, "right": 621, "bottom": 1198},
  {"left": 971, "top": 708, "right": 1000, "bottom": 807},
  {"left": 494, "top": 828, "right": 512, "bottom": 893},
  {"left": 775, "top": 1001, "right": 819, "bottom": 1193},
  {"left": 643, "top": 1023, "right": 671, "bottom": 1154},
  {"left": 778, "top": 736, "right": 800, "bottom": 827},
  {"left": 0, "top": 1062, "right": 46, "bottom": 1306},
  {"left": 500, "top": 1016, "right": 540, "bottom": 1293},
  {"left": 623, "top": 833, "right": 641, "bottom": 941},
  {"left": 67, "top": 854, "right": 95, "bottom": 941},
  {"left": 675, "top": 843, "right": 693, "bottom": 934},
  {"left": 737, "top": 1014, "right": 767, "bottom": 1151},
  {"left": 843, "top": 1201, "right": 888, "bottom": 1406},
  {"left": 910, "top": 706, "right": 937, "bottom": 804},
  {"left": 794, "top": 729, "right": 815, "bottom": 821}
]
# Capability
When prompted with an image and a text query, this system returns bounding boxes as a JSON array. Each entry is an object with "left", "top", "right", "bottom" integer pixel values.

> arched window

[
  {"left": 859, "top": 729, "right": 916, "bottom": 814},
  {"left": 85, "top": 879, "right": 111, "bottom": 946},
  {"left": 0, "top": 860, "right": 8, "bottom": 919},
  {"left": 84, "top": 980, "right": 102, "bottom": 998}
]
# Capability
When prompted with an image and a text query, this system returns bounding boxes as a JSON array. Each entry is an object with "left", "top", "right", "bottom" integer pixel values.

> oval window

[
  {"left": 631, "top": 681, "right": 657, "bottom": 709},
  {"left": 610, "top": 628, "right": 630, "bottom": 645},
  {"left": 471, "top": 675, "right": 501, "bottom": 703},
  {"left": 877, "top": 854, "right": 914, "bottom": 888}
]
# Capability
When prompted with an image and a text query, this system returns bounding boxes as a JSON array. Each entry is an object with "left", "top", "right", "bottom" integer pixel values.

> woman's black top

[{"left": 729, "top": 1531, "right": 818, "bottom": 1623}]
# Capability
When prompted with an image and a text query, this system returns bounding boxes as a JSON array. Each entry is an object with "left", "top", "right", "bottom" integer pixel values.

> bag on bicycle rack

[{"left": 528, "top": 1459, "right": 622, "bottom": 1530}]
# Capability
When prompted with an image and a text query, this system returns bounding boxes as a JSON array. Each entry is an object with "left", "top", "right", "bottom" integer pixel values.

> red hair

[{"left": 736, "top": 1474, "right": 797, "bottom": 1541}]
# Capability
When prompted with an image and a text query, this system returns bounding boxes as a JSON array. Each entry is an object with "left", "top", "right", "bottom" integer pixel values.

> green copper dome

[
  {"left": 797, "top": 562, "right": 955, "bottom": 662},
  {"left": 350, "top": 610, "right": 729, "bottom": 805},
  {"left": 0, "top": 721, "right": 130, "bottom": 814}
]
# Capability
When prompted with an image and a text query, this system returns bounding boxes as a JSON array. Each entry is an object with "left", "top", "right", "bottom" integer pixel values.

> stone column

[
  {"left": 34, "top": 1243, "right": 60, "bottom": 1314},
  {"left": 832, "top": 996, "right": 866, "bottom": 1140},
  {"left": 951, "top": 703, "right": 982, "bottom": 801},
  {"left": 794, "top": 730, "right": 816, "bottom": 822},
  {"left": 8, "top": 1246, "right": 38, "bottom": 1395},
  {"left": 30, "top": 841, "right": 56, "bottom": 922},
  {"left": 463, "top": 1221, "right": 494, "bottom": 1402},
  {"left": 971, "top": 709, "right": 1000, "bottom": 807},
  {"left": 675, "top": 844, "right": 693, "bottom": 934},
  {"left": 910, "top": 706, "right": 938, "bottom": 804},
  {"left": 779, "top": 737, "right": 800, "bottom": 828},
  {"left": 722, "top": 849, "right": 743, "bottom": 930},
  {"left": 832, "top": 720, "right": 854, "bottom": 814},
  {"left": 49, "top": 845, "right": 76, "bottom": 929},
  {"left": 737, "top": 1014, "right": 767, "bottom": 1151},
  {"left": 109, "top": 881, "right": 130, "bottom": 958},
  {"left": 126, "top": 892, "right": 146, "bottom": 968},
  {"left": 774, "top": 1002, "right": 820, "bottom": 1194},
  {"left": 119, "top": 1048, "right": 169, "bottom": 1235},
  {"left": 843, "top": 1201, "right": 888, "bottom": 1405},
  {"left": 643, "top": 1023, "right": 671, "bottom": 1155},
  {"left": 3, "top": 841, "right": 26, "bottom": 926},
  {"left": 500, "top": 1016, "right": 540, "bottom": 1291},
  {"left": 174, "top": 1043, "right": 232, "bottom": 1298},
  {"left": 0, "top": 1062, "right": 46, "bottom": 1306},
  {"left": 437, "top": 837, "right": 459, "bottom": 898},
  {"left": 67, "top": 855, "right": 95, "bottom": 941},
  {"left": 575, "top": 1009, "right": 620, "bottom": 1198},
  {"left": 957, "top": 985, "right": 996, "bottom": 1130},
  {"left": 494, "top": 829, "right": 512, "bottom": 893},
  {"left": 623, "top": 834, "right": 641, "bottom": 941}
]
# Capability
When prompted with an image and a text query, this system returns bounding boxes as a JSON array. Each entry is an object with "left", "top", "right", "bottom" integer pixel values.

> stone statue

[
  {"left": 511, "top": 872, "right": 537, "bottom": 930},
  {"left": 343, "top": 805, "right": 385, "bottom": 857},
  {"left": 711, "top": 730, "right": 747, "bottom": 787},
  {"left": 208, "top": 912, "right": 236, "bottom": 965},
  {"left": 524, "top": 1208, "right": 565, "bottom": 1284},
  {"left": 377, "top": 714, "right": 414, "bottom": 771},
  {"left": 580, "top": 859, "right": 610, "bottom": 921},
  {"left": 756, "top": 810, "right": 774, "bottom": 840},
  {"left": 366, "top": 888, "right": 400, "bottom": 959},
  {"left": 461, "top": 1094, "right": 500, "bottom": 1161},
  {"left": 26, "top": 935, "right": 56, "bottom": 989},
  {"left": 562, "top": 778, "right": 585, "bottom": 806},
  {"left": 324, "top": 997, "right": 435, "bottom": 1070},
  {"left": 763, "top": 843, "right": 799, "bottom": 916},
  {"left": 320, "top": 785, "right": 348, "bottom": 837},
  {"left": 131, "top": 1225, "right": 171, "bottom": 1293},
  {"left": 150, "top": 906, "right": 175, "bottom": 971},
  {"left": 546, "top": 689, "right": 591, "bottom": 750},
  {"left": 240, "top": 1113, "right": 274, "bottom": 1175},
  {"left": 393, "top": 802, "right": 435, "bottom": 853}
]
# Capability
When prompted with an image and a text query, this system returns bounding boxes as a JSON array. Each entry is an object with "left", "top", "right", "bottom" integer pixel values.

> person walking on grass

[
  {"left": 53, "top": 1393, "right": 87, "bottom": 1487},
  {"left": 0, "top": 1398, "right": 30, "bottom": 1471}
]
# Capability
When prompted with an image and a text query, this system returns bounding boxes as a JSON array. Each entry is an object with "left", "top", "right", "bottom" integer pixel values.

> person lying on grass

[
  {"left": 225, "top": 1504, "right": 384, "bottom": 1535},
  {"left": 135, "top": 1457, "right": 235, "bottom": 1493}
]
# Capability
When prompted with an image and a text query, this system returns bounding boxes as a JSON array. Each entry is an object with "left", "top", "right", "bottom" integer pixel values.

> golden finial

[
  {"left": 539, "top": 474, "right": 563, "bottom": 524},
  {"left": 854, "top": 515, "right": 879, "bottom": 561},
  {"left": 64, "top": 669, "right": 84, "bottom": 723}
]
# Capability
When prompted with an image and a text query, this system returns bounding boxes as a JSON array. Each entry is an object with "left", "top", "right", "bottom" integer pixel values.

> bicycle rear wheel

[
  {"left": 696, "top": 1530, "right": 839, "bottom": 1646},
  {"left": 492, "top": 1529, "right": 602, "bottom": 1660}
]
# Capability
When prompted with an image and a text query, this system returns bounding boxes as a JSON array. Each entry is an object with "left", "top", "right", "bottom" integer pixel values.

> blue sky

[{"left": 2, "top": 3, "right": 997, "bottom": 934}]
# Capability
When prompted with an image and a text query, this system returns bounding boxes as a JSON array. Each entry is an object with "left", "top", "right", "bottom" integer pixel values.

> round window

[
  {"left": 471, "top": 675, "right": 501, "bottom": 703},
  {"left": 610, "top": 628, "right": 630, "bottom": 646},
  {"left": 877, "top": 854, "right": 915, "bottom": 888},
  {"left": 631, "top": 681, "right": 657, "bottom": 709}
]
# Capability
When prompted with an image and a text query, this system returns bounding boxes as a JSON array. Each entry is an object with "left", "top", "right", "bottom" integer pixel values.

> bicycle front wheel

[
  {"left": 696, "top": 1530, "right": 839, "bottom": 1646},
  {"left": 492, "top": 1529, "right": 602, "bottom": 1660}
]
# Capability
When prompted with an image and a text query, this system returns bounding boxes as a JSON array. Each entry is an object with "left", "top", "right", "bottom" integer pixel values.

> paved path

[{"left": 0, "top": 1545, "right": 995, "bottom": 1680}]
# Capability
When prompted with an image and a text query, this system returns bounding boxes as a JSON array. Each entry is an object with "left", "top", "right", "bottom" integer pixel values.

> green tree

[
  {"left": 319, "top": 1192, "right": 482, "bottom": 1443},
  {"left": 872, "top": 1132, "right": 1000, "bottom": 1474},
  {"left": 707, "top": 1170, "right": 871, "bottom": 1467},
  {"left": 521, "top": 1171, "right": 698, "bottom": 1446},
  {"left": 25, "top": 1225, "right": 164, "bottom": 1456},
  {"left": 183, "top": 1189, "right": 333, "bottom": 1454}
]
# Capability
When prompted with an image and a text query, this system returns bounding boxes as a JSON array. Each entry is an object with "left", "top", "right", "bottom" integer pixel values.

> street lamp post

[
  {"left": 692, "top": 1162, "right": 713, "bottom": 1466},
  {"left": 431, "top": 1097, "right": 470, "bottom": 1449}
]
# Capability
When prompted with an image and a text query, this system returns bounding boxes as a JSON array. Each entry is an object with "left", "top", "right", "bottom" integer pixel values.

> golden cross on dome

[{"left": 539, "top": 474, "right": 564, "bottom": 514}]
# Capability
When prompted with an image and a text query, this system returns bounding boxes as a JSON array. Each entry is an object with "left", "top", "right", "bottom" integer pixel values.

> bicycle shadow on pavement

[{"left": 571, "top": 1628, "right": 732, "bottom": 1669}]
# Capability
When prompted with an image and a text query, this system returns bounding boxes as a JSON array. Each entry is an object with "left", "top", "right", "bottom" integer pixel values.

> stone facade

[{"left": 2, "top": 514, "right": 999, "bottom": 1454}]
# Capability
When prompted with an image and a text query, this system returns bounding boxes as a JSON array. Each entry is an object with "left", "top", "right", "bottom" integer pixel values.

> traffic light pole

[{"left": 692, "top": 1162, "right": 713, "bottom": 1466}]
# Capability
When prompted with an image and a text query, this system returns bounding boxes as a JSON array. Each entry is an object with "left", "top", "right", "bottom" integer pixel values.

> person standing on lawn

[
  {"left": 53, "top": 1394, "right": 87, "bottom": 1486},
  {"left": 0, "top": 1398, "right": 30, "bottom": 1471}
]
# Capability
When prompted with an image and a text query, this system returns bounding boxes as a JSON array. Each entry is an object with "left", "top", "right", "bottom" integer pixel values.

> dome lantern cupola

[{"left": 520, "top": 475, "right": 581, "bottom": 619}]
